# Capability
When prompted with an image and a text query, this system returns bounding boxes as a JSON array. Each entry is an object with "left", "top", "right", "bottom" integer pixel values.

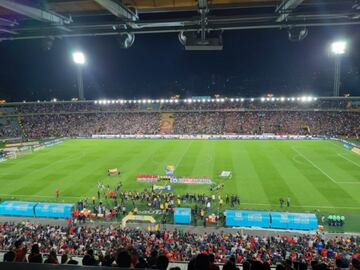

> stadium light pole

[
  {"left": 330, "top": 41, "right": 346, "bottom": 97},
  {"left": 72, "top": 51, "right": 86, "bottom": 100}
]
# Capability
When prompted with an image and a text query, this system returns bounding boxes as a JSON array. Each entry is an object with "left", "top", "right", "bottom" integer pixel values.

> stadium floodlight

[
  {"left": 241, "top": 98, "right": 245, "bottom": 102},
  {"left": 72, "top": 52, "right": 86, "bottom": 65},
  {"left": 280, "top": 97, "right": 285, "bottom": 102},
  {"left": 260, "top": 97, "right": 265, "bottom": 102},
  {"left": 72, "top": 51, "right": 86, "bottom": 100},
  {"left": 331, "top": 41, "right": 347, "bottom": 96},
  {"left": 331, "top": 41, "right": 346, "bottom": 55}
]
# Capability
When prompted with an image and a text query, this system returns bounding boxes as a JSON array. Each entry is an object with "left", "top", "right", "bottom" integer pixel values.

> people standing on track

[
  {"left": 287, "top": 197, "right": 291, "bottom": 207},
  {"left": 55, "top": 188, "right": 60, "bottom": 200}
]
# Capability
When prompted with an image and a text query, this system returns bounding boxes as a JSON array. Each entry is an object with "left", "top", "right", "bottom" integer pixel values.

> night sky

[{"left": 0, "top": 25, "right": 359, "bottom": 101}]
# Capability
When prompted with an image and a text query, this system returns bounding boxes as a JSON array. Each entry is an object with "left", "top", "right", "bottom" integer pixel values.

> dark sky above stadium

[{"left": 0, "top": 25, "right": 359, "bottom": 101}]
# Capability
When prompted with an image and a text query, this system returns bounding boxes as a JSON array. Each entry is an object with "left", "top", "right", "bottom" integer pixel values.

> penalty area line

[
  {"left": 292, "top": 147, "right": 337, "bottom": 184},
  {"left": 337, "top": 154, "right": 360, "bottom": 168},
  {"left": 0, "top": 193, "right": 82, "bottom": 199},
  {"left": 239, "top": 202, "right": 360, "bottom": 210}
]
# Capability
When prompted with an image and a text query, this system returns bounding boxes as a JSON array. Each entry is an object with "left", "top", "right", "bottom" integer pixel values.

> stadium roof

[{"left": 0, "top": 0, "right": 359, "bottom": 43}]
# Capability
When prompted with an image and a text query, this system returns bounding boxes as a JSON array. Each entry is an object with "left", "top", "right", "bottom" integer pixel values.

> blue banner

[
  {"left": 174, "top": 208, "right": 191, "bottom": 224},
  {"left": 0, "top": 201, "right": 36, "bottom": 216},
  {"left": 35, "top": 203, "right": 74, "bottom": 218},
  {"left": 0, "top": 201, "right": 74, "bottom": 219},
  {"left": 226, "top": 210, "right": 270, "bottom": 228},
  {"left": 271, "top": 212, "right": 318, "bottom": 230}
]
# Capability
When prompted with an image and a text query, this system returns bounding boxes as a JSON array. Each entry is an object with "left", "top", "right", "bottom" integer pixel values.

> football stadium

[{"left": 1, "top": 0, "right": 360, "bottom": 270}]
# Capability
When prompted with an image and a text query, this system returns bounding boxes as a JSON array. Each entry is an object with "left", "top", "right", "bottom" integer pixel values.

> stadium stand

[
  {"left": 1, "top": 221, "right": 360, "bottom": 268},
  {"left": 0, "top": 97, "right": 358, "bottom": 139},
  {"left": 1, "top": 97, "right": 360, "bottom": 269}
]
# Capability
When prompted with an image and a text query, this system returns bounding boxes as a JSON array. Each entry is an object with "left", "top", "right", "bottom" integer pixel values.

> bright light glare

[
  {"left": 331, "top": 41, "right": 346, "bottom": 55},
  {"left": 72, "top": 52, "right": 86, "bottom": 64}
]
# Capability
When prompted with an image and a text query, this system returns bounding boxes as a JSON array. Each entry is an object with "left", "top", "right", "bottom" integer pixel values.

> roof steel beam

[
  {"left": 276, "top": 0, "right": 304, "bottom": 22},
  {"left": 0, "top": 17, "right": 17, "bottom": 27},
  {"left": 0, "top": 28, "right": 18, "bottom": 34},
  {"left": 94, "top": 0, "right": 138, "bottom": 21},
  {"left": 0, "top": 0, "right": 72, "bottom": 25}
]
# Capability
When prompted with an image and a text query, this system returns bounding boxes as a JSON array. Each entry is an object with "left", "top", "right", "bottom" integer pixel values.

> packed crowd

[
  {"left": 74, "top": 187, "right": 241, "bottom": 226},
  {"left": 19, "top": 111, "right": 359, "bottom": 139},
  {"left": 12, "top": 98, "right": 360, "bottom": 114},
  {"left": 0, "top": 119, "right": 22, "bottom": 139},
  {"left": 1, "top": 221, "right": 360, "bottom": 270},
  {"left": 0, "top": 98, "right": 359, "bottom": 139}
]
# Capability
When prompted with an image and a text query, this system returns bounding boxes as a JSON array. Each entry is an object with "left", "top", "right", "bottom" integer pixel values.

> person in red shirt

[{"left": 14, "top": 240, "right": 27, "bottom": 262}]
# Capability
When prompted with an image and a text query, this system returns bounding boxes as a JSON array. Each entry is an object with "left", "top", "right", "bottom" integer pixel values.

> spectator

[
  {"left": 156, "top": 255, "right": 170, "bottom": 270},
  {"left": 14, "top": 240, "right": 27, "bottom": 263},
  {"left": 116, "top": 249, "right": 132, "bottom": 268},
  {"left": 82, "top": 249, "right": 99, "bottom": 266},
  {"left": 44, "top": 249, "right": 59, "bottom": 264},
  {"left": 28, "top": 244, "right": 43, "bottom": 263},
  {"left": 3, "top": 250, "right": 16, "bottom": 262}
]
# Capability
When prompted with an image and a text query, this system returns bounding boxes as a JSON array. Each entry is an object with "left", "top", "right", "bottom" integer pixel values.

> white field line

[
  {"left": 292, "top": 148, "right": 360, "bottom": 185},
  {"left": 0, "top": 193, "right": 81, "bottom": 199},
  {"left": 291, "top": 147, "right": 337, "bottom": 184},
  {"left": 337, "top": 154, "right": 360, "bottom": 168},
  {"left": 1, "top": 193, "right": 360, "bottom": 209}
]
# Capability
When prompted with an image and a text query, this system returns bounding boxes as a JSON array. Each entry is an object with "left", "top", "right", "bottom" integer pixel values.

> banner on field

[
  {"left": 352, "top": 147, "right": 360, "bottom": 155},
  {"left": 160, "top": 113, "right": 174, "bottom": 134},
  {"left": 165, "top": 165, "right": 175, "bottom": 176},
  {"left": 220, "top": 171, "right": 232, "bottom": 178},
  {"left": 153, "top": 185, "right": 173, "bottom": 191},
  {"left": 108, "top": 168, "right": 120, "bottom": 176},
  {"left": 136, "top": 175, "right": 159, "bottom": 182},
  {"left": 170, "top": 177, "right": 212, "bottom": 184}
]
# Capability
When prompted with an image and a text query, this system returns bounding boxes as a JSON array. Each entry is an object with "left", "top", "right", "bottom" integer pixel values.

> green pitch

[{"left": 0, "top": 139, "right": 359, "bottom": 213}]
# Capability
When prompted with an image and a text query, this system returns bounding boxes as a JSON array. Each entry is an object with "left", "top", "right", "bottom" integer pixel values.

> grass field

[{"left": 0, "top": 139, "right": 359, "bottom": 215}]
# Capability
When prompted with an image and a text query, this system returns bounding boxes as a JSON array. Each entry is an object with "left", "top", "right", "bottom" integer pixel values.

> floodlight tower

[
  {"left": 331, "top": 41, "right": 346, "bottom": 96},
  {"left": 72, "top": 51, "right": 86, "bottom": 100}
]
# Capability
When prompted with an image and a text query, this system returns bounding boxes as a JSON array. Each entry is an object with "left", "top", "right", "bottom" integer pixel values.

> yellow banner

[
  {"left": 352, "top": 147, "right": 360, "bottom": 155},
  {"left": 160, "top": 113, "right": 174, "bottom": 134}
]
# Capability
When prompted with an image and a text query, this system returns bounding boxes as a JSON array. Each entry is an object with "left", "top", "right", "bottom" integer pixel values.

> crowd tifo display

[{"left": 0, "top": 97, "right": 359, "bottom": 139}]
